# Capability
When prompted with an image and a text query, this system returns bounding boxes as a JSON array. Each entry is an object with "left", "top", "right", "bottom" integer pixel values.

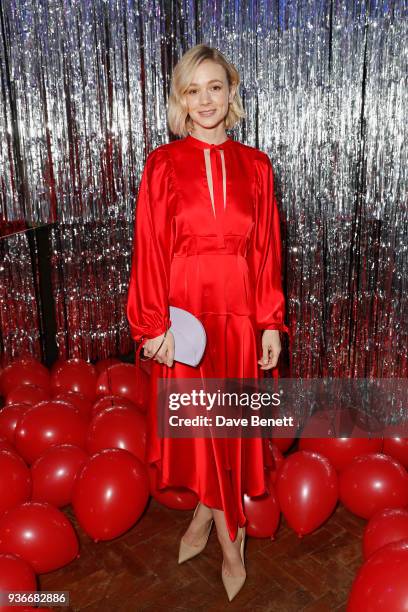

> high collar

[{"left": 185, "top": 133, "right": 234, "bottom": 150}]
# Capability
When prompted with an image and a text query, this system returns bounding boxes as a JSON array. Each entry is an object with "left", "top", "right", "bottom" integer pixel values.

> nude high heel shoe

[
  {"left": 221, "top": 526, "right": 246, "bottom": 602},
  {"left": 178, "top": 503, "right": 213, "bottom": 564}
]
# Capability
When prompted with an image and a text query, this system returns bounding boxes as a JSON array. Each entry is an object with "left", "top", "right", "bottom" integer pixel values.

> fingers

[
  {"left": 258, "top": 346, "right": 280, "bottom": 370},
  {"left": 142, "top": 343, "right": 153, "bottom": 359},
  {"left": 165, "top": 332, "right": 175, "bottom": 367},
  {"left": 261, "top": 344, "right": 269, "bottom": 365},
  {"left": 164, "top": 345, "right": 174, "bottom": 367},
  {"left": 155, "top": 345, "right": 168, "bottom": 366},
  {"left": 154, "top": 334, "right": 175, "bottom": 367},
  {"left": 257, "top": 330, "right": 282, "bottom": 370}
]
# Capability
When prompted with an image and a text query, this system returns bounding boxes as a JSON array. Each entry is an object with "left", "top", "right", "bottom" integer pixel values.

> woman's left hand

[{"left": 258, "top": 330, "right": 281, "bottom": 370}]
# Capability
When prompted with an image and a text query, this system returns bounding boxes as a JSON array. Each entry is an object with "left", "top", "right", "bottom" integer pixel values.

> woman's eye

[{"left": 187, "top": 85, "right": 221, "bottom": 94}]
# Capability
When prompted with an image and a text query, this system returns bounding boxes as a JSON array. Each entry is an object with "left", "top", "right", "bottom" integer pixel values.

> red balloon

[
  {"left": 363, "top": 508, "right": 408, "bottom": 560},
  {"left": 53, "top": 391, "right": 93, "bottom": 421},
  {"left": 270, "top": 437, "right": 295, "bottom": 453},
  {"left": 14, "top": 400, "right": 88, "bottom": 464},
  {"left": 31, "top": 444, "right": 88, "bottom": 507},
  {"left": 5, "top": 384, "right": 50, "bottom": 407},
  {"left": 347, "top": 539, "right": 408, "bottom": 611},
  {"left": 0, "top": 553, "right": 36, "bottom": 612},
  {"left": 91, "top": 395, "right": 141, "bottom": 418},
  {"left": 50, "top": 358, "right": 68, "bottom": 376},
  {"left": 0, "top": 438, "right": 17, "bottom": 455},
  {"left": 94, "top": 358, "right": 122, "bottom": 374},
  {"left": 383, "top": 438, "right": 408, "bottom": 469},
  {"left": 147, "top": 464, "right": 198, "bottom": 510},
  {"left": 86, "top": 406, "right": 146, "bottom": 461},
  {"left": 0, "top": 361, "right": 51, "bottom": 397},
  {"left": 0, "top": 451, "right": 31, "bottom": 518},
  {"left": 244, "top": 473, "right": 281, "bottom": 538},
  {"left": 51, "top": 359, "right": 98, "bottom": 401},
  {"left": 276, "top": 451, "right": 338, "bottom": 536},
  {"left": 0, "top": 502, "right": 78, "bottom": 573},
  {"left": 72, "top": 448, "right": 149, "bottom": 541},
  {"left": 339, "top": 453, "right": 408, "bottom": 519},
  {"left": 96, "top": 364, "right": 150, "bottom": 413},
  {"left": 299, "top": 436, "right": 383, "bottom": 472},
  {"left": 0, "top": 403, "right": 30, "bottom": 442}
]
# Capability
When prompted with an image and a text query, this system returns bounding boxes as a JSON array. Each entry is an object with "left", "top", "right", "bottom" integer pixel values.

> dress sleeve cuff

[
  {"left": 132, "top": 319, "right": 171, "bottom": 344},
  {"left": 258, "top": 323, "right": 291, "bottom": 335}
]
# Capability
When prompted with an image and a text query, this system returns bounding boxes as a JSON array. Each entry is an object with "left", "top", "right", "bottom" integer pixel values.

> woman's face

[{"left": 185, "top": 60, "right": 235, "bottom": 132}]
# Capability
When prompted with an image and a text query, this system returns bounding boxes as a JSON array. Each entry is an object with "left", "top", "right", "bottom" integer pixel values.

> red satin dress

[{"left": 127, "top": 133, "right": 289, "bottom": 541}]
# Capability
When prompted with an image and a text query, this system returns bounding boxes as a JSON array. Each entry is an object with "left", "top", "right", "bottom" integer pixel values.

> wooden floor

[{"left": 39, "top": 497, "right": 365, "bottom": 611}]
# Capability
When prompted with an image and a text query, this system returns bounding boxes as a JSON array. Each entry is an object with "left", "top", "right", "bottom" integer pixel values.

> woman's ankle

[
  {"left": 217, "top": 535, "right": 241, "bottom": 552},
  {"left": 195, "top": 502, "right": 213, "bottom": 521}
]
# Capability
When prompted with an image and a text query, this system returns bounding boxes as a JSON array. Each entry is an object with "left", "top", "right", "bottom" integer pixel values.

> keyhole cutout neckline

[{"left": 186, "top": 133, "right": 233, "bottom": 149}]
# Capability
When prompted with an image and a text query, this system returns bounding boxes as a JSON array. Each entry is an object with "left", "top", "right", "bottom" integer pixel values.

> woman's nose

[{"left": 199, "top": 89, "right": 212, "bottom": 104}]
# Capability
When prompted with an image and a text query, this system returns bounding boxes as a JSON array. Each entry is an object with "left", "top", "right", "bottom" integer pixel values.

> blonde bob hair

[{"left": 167, "top": 44, "right": 246, "bottom": 138}]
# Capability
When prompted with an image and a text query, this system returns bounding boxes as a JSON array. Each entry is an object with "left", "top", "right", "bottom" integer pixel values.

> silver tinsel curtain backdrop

[{"left": 0, "top": 0, "right": 406, "bottom": 377}]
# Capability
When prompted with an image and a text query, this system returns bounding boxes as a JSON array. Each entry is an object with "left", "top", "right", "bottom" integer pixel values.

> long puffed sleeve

[
  {"left": 247, "top": 152, "right": 290, "bottom": 335},
  {"left": 126, "top": 147, "right": 174, "bottom": 343}
]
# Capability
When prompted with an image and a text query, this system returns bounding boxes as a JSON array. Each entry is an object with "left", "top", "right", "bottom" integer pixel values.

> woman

[{"left": 127, "top": 43, "right": 289, "bottom": 601}]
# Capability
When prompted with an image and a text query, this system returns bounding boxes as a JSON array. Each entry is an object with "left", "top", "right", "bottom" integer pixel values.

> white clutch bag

[{"left": 168, "top": 306, "right": 207, "bottom": 367}]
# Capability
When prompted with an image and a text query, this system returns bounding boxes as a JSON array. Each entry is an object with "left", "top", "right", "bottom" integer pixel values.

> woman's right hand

[{"left": 143, "top": 331, "right": 175, "bottom": 367}]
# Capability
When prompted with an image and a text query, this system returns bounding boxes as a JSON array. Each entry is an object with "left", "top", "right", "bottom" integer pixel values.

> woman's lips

[{"left": 199, "top": 110, "right": 216, "bottom": 116}]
